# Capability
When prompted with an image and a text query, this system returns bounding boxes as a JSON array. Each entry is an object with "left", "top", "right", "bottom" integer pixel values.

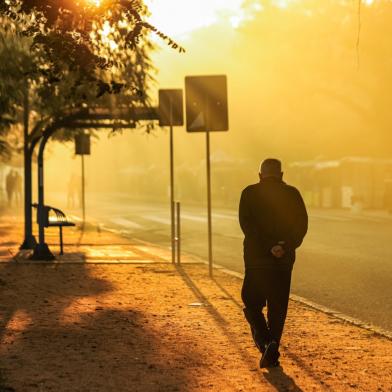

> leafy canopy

[
  {"left": 0, "top": 0, "right": 177, "bottom": 158},
  {"left": 0, "top": 0, "right": 183, "bottom": 94}
]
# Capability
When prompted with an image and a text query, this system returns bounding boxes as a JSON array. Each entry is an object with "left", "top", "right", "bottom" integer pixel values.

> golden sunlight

[
  {"left": 90, "top": 20, "right": 118, "bottom": 51},
  {"left": 145, "top": 0, "right": 247, "bottom": 37},
  {"left": 88, "top": 0, "right": 101, "bottom": 6}
]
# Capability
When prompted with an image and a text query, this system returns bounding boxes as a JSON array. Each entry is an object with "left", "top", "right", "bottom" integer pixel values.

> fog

[
  {"left": 38, "top": 1, "right": 392, "bottom": 210},
  {"left": 2, "top": 0, "right": 392, "bottom": 331}
]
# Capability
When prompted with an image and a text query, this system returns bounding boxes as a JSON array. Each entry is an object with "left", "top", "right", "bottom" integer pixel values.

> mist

[
  {"left": 3, "top": 0, "right": 391, "bottom": 332},
  {"left": 36, "top": 1, "right": 392, "bottom": 209}
]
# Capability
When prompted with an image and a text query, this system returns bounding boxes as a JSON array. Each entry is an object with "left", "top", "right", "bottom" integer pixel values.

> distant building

[{"left": 287, "top": 157, "right": 392, "bottom": 210}]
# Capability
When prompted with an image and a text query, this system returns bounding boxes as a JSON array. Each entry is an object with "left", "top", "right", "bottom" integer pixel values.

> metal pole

[
  {"left": 59, "top": 226, "right": 64, "bottom": 255},
  {"left": 21, "top": 79, "right": 37, "bottom": 249},
  {"left": 38, "top": 138, "right": 46, "bottom": 246},
  {"left": 176, "top": 201, "right": 181, "bottom": 264},
  {"left": 205, "top": 100, "right": 213, "bottom": 277},
  {"left": 81, "top": 153, "right": 86, "bottom": 226},
  {"left": 31, "top": 131, "right": 55, "bottom": 260},
  {"left": 169, "top": 99, "right": 175, "bottom": 264}
]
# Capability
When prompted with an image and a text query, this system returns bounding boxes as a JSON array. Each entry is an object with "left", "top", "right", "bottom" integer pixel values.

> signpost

[
  {"left": 158, "top": 89, "right": 184, "bottom": 264},
  {"left": 75, "top": 133, "right": 91, "bottom": 227},
  {"left": 185, "top": 75, "right": 229, "bottom": 277}
]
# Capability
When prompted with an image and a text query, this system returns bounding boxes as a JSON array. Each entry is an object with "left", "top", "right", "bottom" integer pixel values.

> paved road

[{"left": 53, "top": 192, "right": 392, "bottom": 332}]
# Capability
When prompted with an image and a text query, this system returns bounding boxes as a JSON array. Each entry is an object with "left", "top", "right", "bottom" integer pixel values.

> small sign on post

[
  {"left": 75, "top": 133, "right": 90, "bottom": 226},
  {"left": 75, "top": 134, "right": 91, "bottom": 155},
  {"left": 158, "top": 89, "right": 184, "bottom": 264},
  {"left": 159, "top": 89, "right": 184, "bottom": 127}
]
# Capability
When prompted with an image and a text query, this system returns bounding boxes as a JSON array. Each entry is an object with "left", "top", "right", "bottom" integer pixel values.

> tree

[{"left": 0, "top": 0, "right": 164, "bottom": 248}]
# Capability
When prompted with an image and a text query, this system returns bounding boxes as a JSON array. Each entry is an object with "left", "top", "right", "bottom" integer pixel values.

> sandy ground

[{"left": 0, "top": 215, "right": 391, "bottom": 391}]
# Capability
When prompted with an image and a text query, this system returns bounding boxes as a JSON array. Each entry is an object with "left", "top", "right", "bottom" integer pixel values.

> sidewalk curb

[
  {"left": 210, "top": 262, "right": 392, "bottom": 341},
  {"left": 288, "top": 294, "right": 392, "bottom": 341}
]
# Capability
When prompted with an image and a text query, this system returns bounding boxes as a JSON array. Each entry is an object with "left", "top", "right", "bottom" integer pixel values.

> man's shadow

[
  {"left": 176, "top": 266, "right": 306, "bottom": 390},
  {"left": 211, "top": 273, "right": 305, "bottom": 392}
]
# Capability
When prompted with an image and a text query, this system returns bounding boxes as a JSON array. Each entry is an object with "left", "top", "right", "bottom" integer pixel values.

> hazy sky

[
  {"left": 146, "top": 0, "right": 253, "bottom": 36},
  {"left": 44, "top": 0, "right": 392, "bottom": 203}
]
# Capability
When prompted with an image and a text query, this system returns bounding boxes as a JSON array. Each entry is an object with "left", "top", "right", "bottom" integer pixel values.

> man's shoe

[{"left": 259, "top": 340, "right": 279, "bottom": 368}]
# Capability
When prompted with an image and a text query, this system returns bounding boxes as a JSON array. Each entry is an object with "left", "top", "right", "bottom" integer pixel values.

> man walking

[{"left": 239, "top": 158, "right": 308, "bottom": 368}]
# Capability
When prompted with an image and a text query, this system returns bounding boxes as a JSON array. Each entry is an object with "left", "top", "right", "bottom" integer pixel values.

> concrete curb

[
  {"left": 288, "top": 294, "right": 392, "bottom": 340},
  {"left": 106, "top": 226, "right": 392, "bottom": 341},
  {"left": 211, "top": 262, "right": 392, "bottom": 341}
]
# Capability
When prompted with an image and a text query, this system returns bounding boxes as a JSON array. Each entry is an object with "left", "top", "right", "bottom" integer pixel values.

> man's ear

[
  {"left": 279, "top": 172, "right": 283, "bottom": 180},
  {"left": 259, "top": 173, "right": 262, "bottom": 181}
]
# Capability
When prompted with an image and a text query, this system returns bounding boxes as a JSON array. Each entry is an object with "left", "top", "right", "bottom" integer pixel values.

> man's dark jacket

[{"left": 239, "top": 177, "right": 308, "bottom": 271}]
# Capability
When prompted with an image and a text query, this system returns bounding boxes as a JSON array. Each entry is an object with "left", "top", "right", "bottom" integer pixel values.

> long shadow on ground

[
  {"left": 180, "top": 267, "right": 307, "bottom": 391},
  {"left": 0, "top": 262, "right": 198, "bottom": 392}
]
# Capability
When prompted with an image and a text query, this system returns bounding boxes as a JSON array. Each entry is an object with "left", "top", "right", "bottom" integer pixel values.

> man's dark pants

[{"left": 241, "top": 268, "right": 292, "bottom": 353}]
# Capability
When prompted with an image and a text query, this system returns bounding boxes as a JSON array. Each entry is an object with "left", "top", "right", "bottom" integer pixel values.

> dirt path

[{"left": 0, "top": 216, "right": 391, "bottom": 391}]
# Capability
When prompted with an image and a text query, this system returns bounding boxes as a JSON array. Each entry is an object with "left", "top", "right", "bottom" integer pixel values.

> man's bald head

[{"left": 259, "top": 158, "right": 283, "bottom": 180}]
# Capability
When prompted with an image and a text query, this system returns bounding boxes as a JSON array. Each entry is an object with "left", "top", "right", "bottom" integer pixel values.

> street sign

[
  {"left": 158, "top": 88, "right": 184, "bottom": 264},
  {"left": 159, "top": 89, "right": 184, "bottom": 126},
  {"left": 185, "top": 74, "right": 229, "bottom": 277},
  {"left": 75, "top": 134, "right": 91, "bottom": 155},
  {"left": 185, "top": 75, "right": 228, "bottom": 132}
]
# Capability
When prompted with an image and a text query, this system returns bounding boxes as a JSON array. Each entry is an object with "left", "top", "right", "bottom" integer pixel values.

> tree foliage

[
  {"left": 0, "top": 0, "right": 183, "bottom": 95},
  {"left": 0, "top": 0, "right": 173, "bottom": 159}
]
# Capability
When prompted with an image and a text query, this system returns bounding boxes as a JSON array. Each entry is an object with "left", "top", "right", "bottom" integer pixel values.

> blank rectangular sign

[
  {"left": 158, "top": 89, "right": 184, "bottom": 126},
  {"left": 185, "top": 75, "right": 229, "bottom": 132},
  {"left": 75, "top": 134, "right": 91, "bottom": 155}
]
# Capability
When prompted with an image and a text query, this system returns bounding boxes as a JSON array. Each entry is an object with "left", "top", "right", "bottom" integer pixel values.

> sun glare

[
  {"left": 96, "top": 20, "right": 118, "bottom": 51},
  {"left": 145, "top": 0, "right": 248, "bottom": 37}
]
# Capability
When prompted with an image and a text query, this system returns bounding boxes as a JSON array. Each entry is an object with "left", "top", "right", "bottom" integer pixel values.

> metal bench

[{"left": 32, "top": 203, "right": 75, "bottom": 255}]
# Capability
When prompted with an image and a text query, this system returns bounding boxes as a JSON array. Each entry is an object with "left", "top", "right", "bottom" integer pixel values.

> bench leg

[{"left": 59, "top": 226, "right": 64, "bottom": 255}]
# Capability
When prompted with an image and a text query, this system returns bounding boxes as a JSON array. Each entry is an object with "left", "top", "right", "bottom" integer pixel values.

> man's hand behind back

[{"left": 271, "top": 244, "right": 285, "bottom": 259}]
